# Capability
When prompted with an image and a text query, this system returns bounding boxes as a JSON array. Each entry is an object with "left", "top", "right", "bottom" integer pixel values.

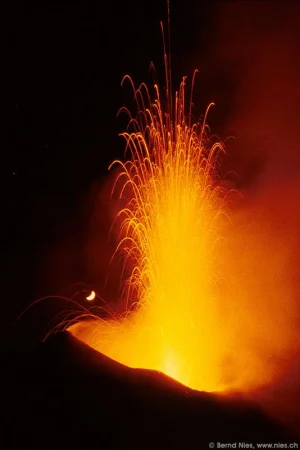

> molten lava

[
  {"left": 69, "top": 73, "right": 229, "bottom": 391},
  {"left": 69, "top": 73, "right": 299, "bottom": 394}
]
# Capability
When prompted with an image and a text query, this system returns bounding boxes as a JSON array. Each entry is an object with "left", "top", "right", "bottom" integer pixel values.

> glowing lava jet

[
  {"left": 68, "top": 70, "right": 299, "bottom": 394},
  {"left": 69, "top": 72, "right": 232, "bottom": 392}
]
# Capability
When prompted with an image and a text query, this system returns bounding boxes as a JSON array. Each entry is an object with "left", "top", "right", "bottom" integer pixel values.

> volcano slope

[{"left": 1, "top": 331, "right": 298, "bottom": 450}]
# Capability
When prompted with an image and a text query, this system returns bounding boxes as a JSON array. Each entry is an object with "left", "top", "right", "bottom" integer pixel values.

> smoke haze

[{"left": 209, "top": 1, "right": 300, "bottom": 432}]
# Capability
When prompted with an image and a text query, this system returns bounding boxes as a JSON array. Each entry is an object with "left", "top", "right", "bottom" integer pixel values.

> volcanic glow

[{"left": 68, "top": 72, "right": 299, "bottom": 393}]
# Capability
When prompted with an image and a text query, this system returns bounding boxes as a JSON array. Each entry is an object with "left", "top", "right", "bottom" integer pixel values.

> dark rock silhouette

[{"left": 1, "top": 332, "right": 298, "bottom": 449}]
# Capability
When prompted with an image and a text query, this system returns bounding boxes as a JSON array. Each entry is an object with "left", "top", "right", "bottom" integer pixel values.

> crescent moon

[{"left": 86, "top": 290, "right": 96, "bottom": 301}]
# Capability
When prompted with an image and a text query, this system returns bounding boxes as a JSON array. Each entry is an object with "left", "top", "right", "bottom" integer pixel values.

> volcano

[{"left": 1, "top": 331, "right": 298, "bottom": 450}]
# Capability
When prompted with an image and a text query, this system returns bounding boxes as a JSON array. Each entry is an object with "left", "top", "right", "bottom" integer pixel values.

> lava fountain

[
  {"left": 69, "top": 72, "right": 230, "bottom": 392},
  {"left": 68, "top": 69, "right": 299, "bottom": 394}
]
